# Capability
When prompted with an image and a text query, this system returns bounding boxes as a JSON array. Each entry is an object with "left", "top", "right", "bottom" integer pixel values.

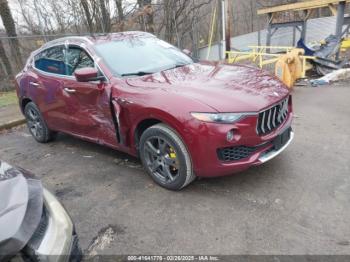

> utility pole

[
  {"left": 225, "top": 0, "right": 232, "bottom": 58},
  {"left": 219, "top": 0, "right": 226, "bottom": 60},
  {"left": 217, "top": 0, "right": 223, "bottom": 60}
]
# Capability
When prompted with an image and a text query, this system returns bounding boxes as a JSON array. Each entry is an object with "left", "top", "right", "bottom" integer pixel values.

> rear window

[{"left": 34, "top": 46, "right": 67, "bottom": 75}]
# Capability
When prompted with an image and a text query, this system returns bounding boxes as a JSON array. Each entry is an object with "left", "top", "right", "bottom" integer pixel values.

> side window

[
  {"left": 34, "top": 46, "right": 66, "bottom": 75},
  {"left": 66, "top": 47, "right": 95, "bottom": 76}
]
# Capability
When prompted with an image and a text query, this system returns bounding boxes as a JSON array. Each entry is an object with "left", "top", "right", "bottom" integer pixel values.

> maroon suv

[{"left": 15, "top": 32, "right": 293, "bottom": 190}]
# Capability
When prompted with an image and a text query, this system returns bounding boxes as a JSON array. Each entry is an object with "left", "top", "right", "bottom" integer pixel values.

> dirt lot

[{"left": 0, "top": 84, "right": 349, "bottom": 255}]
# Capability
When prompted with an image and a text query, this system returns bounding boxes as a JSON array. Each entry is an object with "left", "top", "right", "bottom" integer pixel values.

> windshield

[{"left": 94, "top": 36, "right": 193, "bottom": 76}]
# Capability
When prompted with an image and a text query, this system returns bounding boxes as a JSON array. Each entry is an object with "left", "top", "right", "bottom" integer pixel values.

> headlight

[
  {"left": 35, "top": 189, "right": 74, "bottom": 260},
  {"left": 191, "top": 112, "right": 247, "bottom": 124}
]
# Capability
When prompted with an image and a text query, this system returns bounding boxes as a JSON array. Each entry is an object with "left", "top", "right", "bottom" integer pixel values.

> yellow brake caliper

[{"left": 169, "top": 147, "right": 178, "bottom": 171}]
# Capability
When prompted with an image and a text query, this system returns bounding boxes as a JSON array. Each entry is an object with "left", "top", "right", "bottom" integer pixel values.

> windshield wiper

[
  {"left": 173, "top": 63, "right": 189, "bottom": 68},
  {"left": 121, "top": 71, "right": 154, "bottom": 77},
  {"left": 121, "top": 63, "right": 190, "bottom": 77},
  {"left": 163, "top": 63, "right": 189, "bottom": 72}
]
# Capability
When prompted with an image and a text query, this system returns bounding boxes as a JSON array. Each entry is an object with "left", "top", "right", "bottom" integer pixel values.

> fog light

[{"left": 226, "top": 130, "right": 234, "bottom": 141}]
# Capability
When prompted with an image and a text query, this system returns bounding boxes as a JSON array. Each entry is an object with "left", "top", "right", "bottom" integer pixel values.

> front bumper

[
  {"left": 34, "top": 189, "right": 81, "bottom": 262},
  {"left": 186, "top": 112, "right": 294, "bottom": 177},
  {"left": 258, "top": 131, "right": 294, "bottom": 163}
]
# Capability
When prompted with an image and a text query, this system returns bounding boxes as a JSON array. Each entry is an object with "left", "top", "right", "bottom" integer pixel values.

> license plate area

[{"left": 273, "top": 127, "right": 291, "bottom": 151}]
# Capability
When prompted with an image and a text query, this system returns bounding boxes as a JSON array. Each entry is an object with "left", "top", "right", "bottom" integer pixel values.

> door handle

[
  {"left": 64, "top": 87, "right": 76, "bottom": 94},
  {"left": 118, "top": 98, "right": 133, "bottom": 104},
  {"left": 29, "top": 81, "right": 39, "bottom": 87}
]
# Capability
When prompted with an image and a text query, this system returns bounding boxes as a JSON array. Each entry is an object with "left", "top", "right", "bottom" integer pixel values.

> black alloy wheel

[
  {"left": 139, "top": 124, "right": 195, "bottom": 190},
  {"left": 24, "top": 102, "right": 56, "bottom": 143}
]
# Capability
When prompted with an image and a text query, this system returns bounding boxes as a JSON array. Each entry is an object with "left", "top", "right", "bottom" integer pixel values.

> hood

[
  {"left": 125, "top": 62, "right": 290, "bottom": 112},
  {"left": 0, "top": 160, "right": 43, "bottom": 259}
]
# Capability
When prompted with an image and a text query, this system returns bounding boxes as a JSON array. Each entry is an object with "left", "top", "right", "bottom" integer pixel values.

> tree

[
  {"left": 0, "top": 40, "right": 12, "bottom": 76},
  {"left": 0, "top": 0, "right": 22, "bottom": 69},
  {"left": 81, "top": 0, "right": 94, "bottom": 33},
  {"left": 137, "top": 0, "right": 154, "bottom": 33},
  {"left": 159, "top": 0, "right": 211, "bottom": 48},
  {"left": 114, "top": 0, "right": 125, "bottom": 31},
  {"left": 115, "top": 0, "right": 124, "bottom": 22},
  {"left": 99, "top": 0, "right": 111, "bottom": 32}
]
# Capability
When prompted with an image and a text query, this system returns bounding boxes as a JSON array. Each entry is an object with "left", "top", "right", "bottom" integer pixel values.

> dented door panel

[{"left": 59, "top": 78, "right": 119, "bottom": 147}]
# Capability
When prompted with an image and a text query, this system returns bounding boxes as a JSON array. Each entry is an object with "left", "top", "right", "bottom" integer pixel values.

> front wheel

[{"left": 139, "top": 124, "right": 195, "bottom": 190}]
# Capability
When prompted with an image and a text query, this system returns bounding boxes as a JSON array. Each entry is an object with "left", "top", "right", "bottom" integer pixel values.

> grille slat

[
  {"left": 272, "top": 106, "right": 277, "bottom": 129},
  {"left": 257, "top": 97, "right": 289, "bottom": 135},
  {"left": 267, "top": 108, "right": 271, "bottom": 131},
  {"left": 261, "top": 111, "right": 266, "bottom": 134}
]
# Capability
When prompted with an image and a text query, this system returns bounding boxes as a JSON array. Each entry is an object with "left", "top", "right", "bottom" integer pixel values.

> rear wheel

[
  {"left": 24, "top": 102, "right": 56, "bottom": 143},
  {"left": 139, "top": 124, "right": 195, "bottom": 190}
]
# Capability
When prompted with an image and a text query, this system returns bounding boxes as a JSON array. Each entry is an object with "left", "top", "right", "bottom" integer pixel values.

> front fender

[{"left": 132, "top": 107, "right": 188, "bottom": 138}]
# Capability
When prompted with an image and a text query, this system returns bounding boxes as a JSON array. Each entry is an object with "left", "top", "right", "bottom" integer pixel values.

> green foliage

[{"left": 0, "top": 91, "right": 17, "bottom": 108}]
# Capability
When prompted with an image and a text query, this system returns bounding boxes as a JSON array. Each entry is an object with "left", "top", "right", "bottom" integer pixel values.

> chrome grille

[{"left": 256, "top": 97, "right": 289, "bottom": 135}]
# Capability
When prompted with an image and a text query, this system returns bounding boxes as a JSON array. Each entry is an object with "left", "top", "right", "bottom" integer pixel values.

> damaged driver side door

[{"left": 61, "top": 45, "right": 118, "bottom": 147}]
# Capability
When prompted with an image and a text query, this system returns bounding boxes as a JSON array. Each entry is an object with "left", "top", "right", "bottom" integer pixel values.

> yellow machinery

[
  {"left": 341, "top": 38, "right": 350, "bottom": 49},
  {"left": 226, "top": 46, "right": 315, "bottom": 88},
  {"left": 275, "top": 49, "right": 305, "bottom": 88}
]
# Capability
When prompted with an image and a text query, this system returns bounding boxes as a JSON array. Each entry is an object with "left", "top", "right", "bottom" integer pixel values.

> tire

[
  {"left": 139, "top": 123, "right": 195, "bottom": 190},
  {"left": 24, "top": 102, "right": 57, "bottom": 143}
]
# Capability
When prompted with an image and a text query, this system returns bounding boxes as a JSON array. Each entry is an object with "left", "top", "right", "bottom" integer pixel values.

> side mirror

[
  {"left": 182, "top": 49, "right": 192, "bottom": 56},
  {"left": 74, "top": 67, "right": 105, "bottom": 82}
]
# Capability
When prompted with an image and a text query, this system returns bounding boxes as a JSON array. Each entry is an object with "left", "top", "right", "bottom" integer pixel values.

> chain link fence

[
  {"left": 0, "top": 34, "right": 73, "bottom": 91},
  {"left": 0, "top": 33, "right": 118, "bottom": 91}
]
